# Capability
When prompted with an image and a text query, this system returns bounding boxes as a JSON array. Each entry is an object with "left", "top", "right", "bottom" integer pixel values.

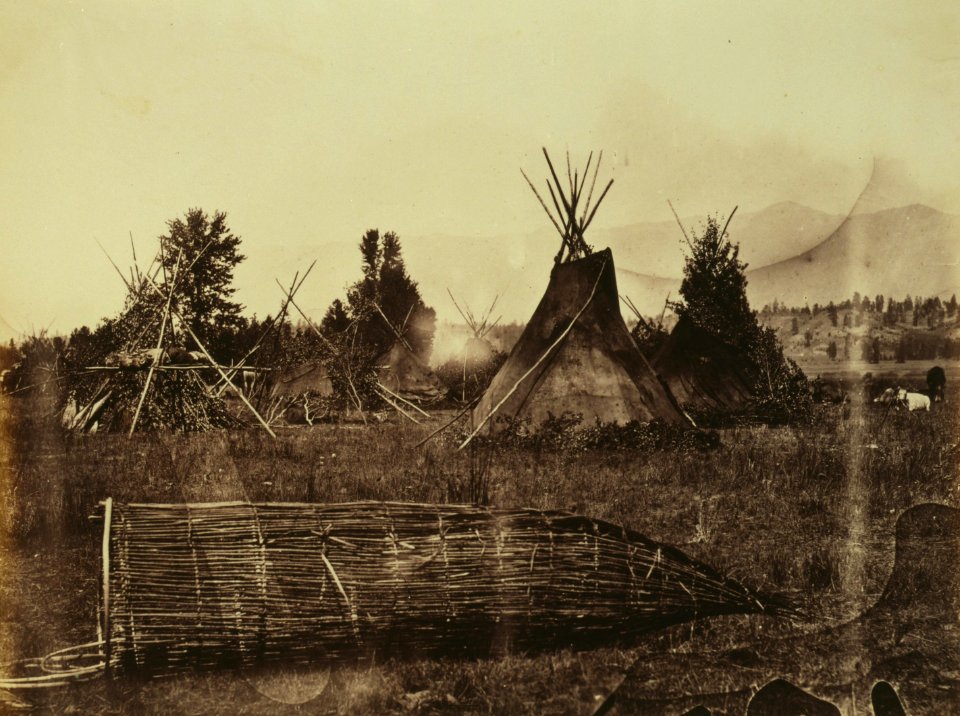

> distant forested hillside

[{"left": 757, "top": 293, "right": 960, "bottom": 363}]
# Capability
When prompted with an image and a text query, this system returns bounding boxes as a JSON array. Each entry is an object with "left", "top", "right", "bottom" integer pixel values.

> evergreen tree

[
  {"left": 826, "top": 302, "right": 838, "bottom": 327},
  {"left": 339, "top": 230, "right": 436, "bottom": 360},
  {"left": 675, "top": 216, "right": 754, "bottom": 350},
  {"left": 159, "top": 208, "right": 245, "bottom": 355},
  {"left": 378, "top": 232, "right": 435, "bottom": 357},
  {"left": 320, "top": 299, "right": 351, "bottom": 336},
  {"left": 675, "top": 213, "right": 810, "bottom": 422}
]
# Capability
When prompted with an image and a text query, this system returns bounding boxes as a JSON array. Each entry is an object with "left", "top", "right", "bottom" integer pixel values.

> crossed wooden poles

[
  {"left": 100, "top": 239, "right": 280, "bottom": 438},
  {"left": 104, "top": 233, "right": 449, "bottom": 436}
]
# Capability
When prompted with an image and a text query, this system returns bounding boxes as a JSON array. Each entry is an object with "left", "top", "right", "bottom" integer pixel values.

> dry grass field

[{"left": 1, "top": 362, "right": 958, "bottom": 714}]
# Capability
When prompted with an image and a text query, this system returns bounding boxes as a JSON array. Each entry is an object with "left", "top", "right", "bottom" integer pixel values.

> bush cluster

[{"left": 452, "top": 412, "right": 720, "bottom": 453}]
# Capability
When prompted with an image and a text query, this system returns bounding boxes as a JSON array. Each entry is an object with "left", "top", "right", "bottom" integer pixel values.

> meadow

[{"left": 1, "top": 363, "right": 958, "bottom": 714}]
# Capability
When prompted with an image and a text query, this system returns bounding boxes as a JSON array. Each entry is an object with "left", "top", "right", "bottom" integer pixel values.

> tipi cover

[
  {"left": 462, "top": 335, "right": 497, "bottom": 372},
  {"left": 268, "top": 362, "right": 334, "bottom": 399},
  {"left": 652, "top": 315, "right": 754, "bottom": 413},
  {"left": 473, "top": 249, "right": 688, "bottom": 431},
  {"left": 377, "top": 341, "right": 442, "bottom": 401}
]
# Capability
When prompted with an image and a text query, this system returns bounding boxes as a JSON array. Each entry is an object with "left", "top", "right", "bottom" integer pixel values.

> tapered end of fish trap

[{"left": 89, "top": 500, "right": 788, "bottom": 678}]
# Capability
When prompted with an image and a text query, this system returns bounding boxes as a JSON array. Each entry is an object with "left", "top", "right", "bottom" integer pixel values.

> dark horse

[{"left": 927, "top": 365, "right": 946, "bottom": 402}]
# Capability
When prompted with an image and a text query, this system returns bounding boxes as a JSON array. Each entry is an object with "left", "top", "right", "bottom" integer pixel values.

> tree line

[
  {"left": 4, "top": 211, "right": 436, "bottom": 388},
  {"left": 765, "top": 292, "right": 958, "bottom": 331}
]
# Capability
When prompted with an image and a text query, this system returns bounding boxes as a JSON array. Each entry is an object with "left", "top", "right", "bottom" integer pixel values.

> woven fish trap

[{"left": 98, "top": 499, "right": 778, "bottom": 676}]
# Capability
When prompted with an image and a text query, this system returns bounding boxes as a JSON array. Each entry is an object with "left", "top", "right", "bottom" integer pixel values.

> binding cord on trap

[
  {"left": 0, "top": 499, "right": 113, "bottom": 697},
  {"left": 0, "top": 641, "right": 105, "bottom": 693}
]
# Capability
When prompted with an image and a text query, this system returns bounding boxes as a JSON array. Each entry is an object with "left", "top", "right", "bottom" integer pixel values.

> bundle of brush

[
  {"left": 99, "top": 500, "right": 791, "bottom": 677},
  {"left": 88, "top": 368, "right": 236, "bottom": 432},
  {"left": 60, "top": 279, "right": 239, "bottom": 433}
]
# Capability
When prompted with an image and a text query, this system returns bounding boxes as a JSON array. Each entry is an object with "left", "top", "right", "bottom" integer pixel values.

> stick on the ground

[
  {"left": 375, "top": 387, "right": 423, "bottom": 425},
  {"left": 377, "top": 381, "right": 431, "bottom": 418}
]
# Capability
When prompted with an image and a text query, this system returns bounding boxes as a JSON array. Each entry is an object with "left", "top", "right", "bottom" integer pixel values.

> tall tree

[
  {"left": 339, "top": 229, "right": 436, "bottom": 360},
  {"left": 377, "top": 231, "right": 435, "bottom": 357},
  {"left": 675, "top": 212, "right": 810, "bottom": 422},
  {"left": 320, "top": 299, "right": 352, "bottom": 336},
  {"left": 159, "top": 209, "right": 245, "bottom": 354},
  {"left": 826, "top": 302, "right": 838, "bottom": 327},
  {"left": 675, "top": 216, "right": 754, "bottom": 351}
]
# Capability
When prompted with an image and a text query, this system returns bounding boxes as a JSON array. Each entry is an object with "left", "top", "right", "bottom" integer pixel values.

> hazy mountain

[
  {"left": 745, "top": 204, "right": 960, "bottom": 309},
  {"left": 240, "top": 202, "right": 957, "bottom": 332},
  {"left": 401, "top": 202, "right": 846, "bottom": 321},
  {"left": 595, "top": 201, "right": 846, "bottom": 278}
]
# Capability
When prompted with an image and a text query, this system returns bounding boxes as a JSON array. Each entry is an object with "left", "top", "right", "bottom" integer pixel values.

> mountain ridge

[{"left": 399, "top": 202, "right": 957, "bottom": 321}]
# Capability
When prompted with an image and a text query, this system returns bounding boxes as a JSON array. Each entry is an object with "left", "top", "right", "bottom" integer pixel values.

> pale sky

[{"left": 2, "top": 1, "right": 958, "bottom": 339}]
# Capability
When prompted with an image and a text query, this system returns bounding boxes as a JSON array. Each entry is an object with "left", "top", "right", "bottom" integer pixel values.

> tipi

[
  {"left": 447, "top": 290, "right": 501, "bottom": 373},
  {"left": 376, "top": 340, "right": 442, "bottom": 402},
  {"left": 470, "top": 150, "right": 689, "bottom": 436},
  {"left": 373, "top": 307, "right": 442, "bottom": 402},
  {"left": 652, "top": 315, "right": 754, "bottom": 413}
]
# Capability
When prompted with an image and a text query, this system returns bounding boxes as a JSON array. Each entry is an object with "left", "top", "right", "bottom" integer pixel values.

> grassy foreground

[{"left": 1, "top": 376, "right": 958, "bottom": 714}]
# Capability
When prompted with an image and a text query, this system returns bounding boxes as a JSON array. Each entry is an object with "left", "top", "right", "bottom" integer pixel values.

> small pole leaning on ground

[{"left": 100, "top": 498, "right": 112, "bottom": 675}]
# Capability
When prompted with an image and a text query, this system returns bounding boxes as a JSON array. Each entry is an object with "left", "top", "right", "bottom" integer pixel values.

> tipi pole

[
  {"left": 176, "top": 318, "right": 277, "bottom": 439},
  {"left": 706, "top": 205, "right": 740, "bottom": 268},
  {"left": 278, "top": 284, "right": 367, "bottom": 423},
  {"left": 376, "top": 381, "right": 431, "bottom": 418},
  {"left": 580, "top": 179, "right": 614, "bottom": 234},
  {"left": 542, "top": 147, "right": 572, "bottom": 217},
  {"left": 576, "top": 151, "right": 593, "bottom": 205},
  {"left": 657, "top": 293, "right": 671, "bottom": 330},
  {"left": 520, "top": 168, "right": 566, "bottom": 244},
  {"left": 458, "top": 256, "right": 608, "bottom": 450},
  {"left": 412, "top": 395, "right": 481, "bottom": 449},
  {"left": 129, "top": 231, "right": 139, "bottom": 283},
  {"left": 139, "top": 274, "right": 278, "bottom": 438},
  {"left": 374, "top": 387, "right": 423, "bottom": 425},
  {"left": 667, "top": 199, "right": 694, "bottom": 251},
  {"left": 545, "top": 180, "right": 575, "bottom": 260},
  {"left": 128, "top": 249, "right": 183, "bottom": 436},
  {"left": 373, "top": 303, "right": 415, "bottom": 354},
  {"left": 212, "top": 263, "right": 315, "bottom": 397},
  {"left": 125, "top": 238, "right": 215, "bottom": 352},
  {"left": 580, "top": 149, "right": 603, "bottom": 223},
  {"left": 479, "top": 294, "right": 500, "bottom": 335},
  {"left": 446, "top": 288, "right": 473, "bottom": 330},
  {"left": 96, "top": 239, "right": 134, "bottom": 292}
]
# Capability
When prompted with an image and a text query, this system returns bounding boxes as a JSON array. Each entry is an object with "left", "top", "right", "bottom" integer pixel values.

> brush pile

[
  {"left": 100, "top": 500, "right": 785, "bottom": 676},
  {"left": 66, "top": 368, "right": 236, "bottom": 433},
  {"left": 61, "top": 267, "right": 239, "bottom": 433}
]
